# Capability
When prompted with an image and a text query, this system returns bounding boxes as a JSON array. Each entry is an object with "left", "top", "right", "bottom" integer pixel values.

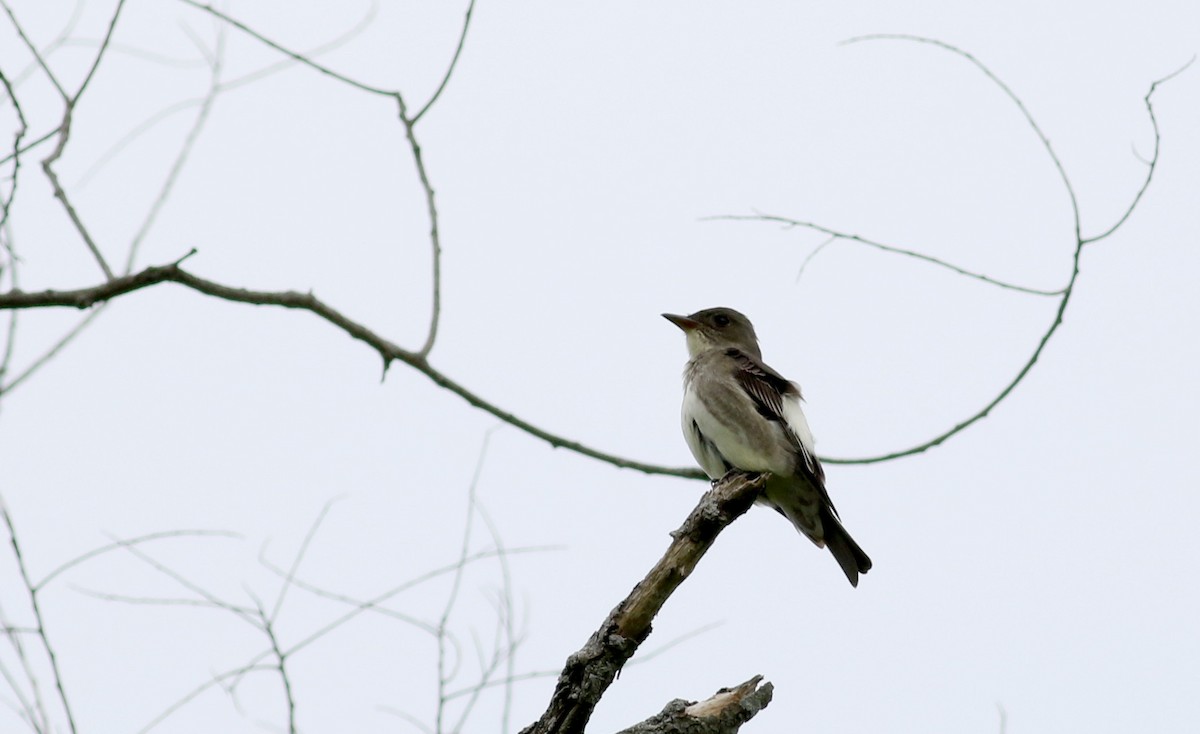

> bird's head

[{"left": 662, "top": 307, "right": 762, "bottom": 359}]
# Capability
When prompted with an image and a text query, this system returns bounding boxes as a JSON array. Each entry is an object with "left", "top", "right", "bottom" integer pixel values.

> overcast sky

[{"left": 1, "top": 2, "right": 1198, "bottom": 733}]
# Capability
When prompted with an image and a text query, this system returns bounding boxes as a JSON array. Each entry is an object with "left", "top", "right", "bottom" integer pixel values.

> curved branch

[
  {"left": 178, "top": 1, "right": 448, "bottom": 359},
  {"left": 0, "top": 259, "right": 706, "bottom": 479},
  {"left": 412, "top": 0, "right": 476, "bottom": 125},
  {"left": 707, "top": 213, "right": 1064, "bottom": 296},
  {"left": 1081, "top": 56, "right": 1195, "bottom": 246},
  {"left": 808, "top": 37, "right": 1185, "bottom": 465},
  {"left": 846, "top": 34, "right": 1084, "bottom": 241},
  {"left": 176, "top": 0, "right": 395, "bottom": 98}
]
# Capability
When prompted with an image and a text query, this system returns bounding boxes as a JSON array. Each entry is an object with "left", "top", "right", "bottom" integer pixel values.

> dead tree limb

[
  {"left": 520, "top": 472, "right": 768, "bottom": 734},
  {"left": 616, "top": 676, "right": 773, "bottom": 734}
]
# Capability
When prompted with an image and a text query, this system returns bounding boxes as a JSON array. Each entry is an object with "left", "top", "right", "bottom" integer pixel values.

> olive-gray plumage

[{"left": 663, "top": 307, "right": 872, "bottom": 586}]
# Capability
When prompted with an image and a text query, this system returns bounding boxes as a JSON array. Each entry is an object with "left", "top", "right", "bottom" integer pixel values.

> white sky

[{"left": 1, "top": 2, "right": 1198, "bottom": 733}]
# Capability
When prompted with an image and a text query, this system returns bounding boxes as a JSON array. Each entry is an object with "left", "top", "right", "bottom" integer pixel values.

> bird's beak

[{"left": 662, "top": 313, "right": 701, "bottom": 331}]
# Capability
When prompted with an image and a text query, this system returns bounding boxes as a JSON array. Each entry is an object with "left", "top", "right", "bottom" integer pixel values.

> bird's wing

[{"left": 726, "top": 348, "right": 831, "bottom": 498}]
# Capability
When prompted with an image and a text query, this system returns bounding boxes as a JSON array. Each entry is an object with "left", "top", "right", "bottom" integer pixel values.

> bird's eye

[{"left": 712, "top": 314, "right": 731, "bottom": 328}]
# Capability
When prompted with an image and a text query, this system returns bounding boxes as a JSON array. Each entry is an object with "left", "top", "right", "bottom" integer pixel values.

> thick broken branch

[
  {"left": 520, "top": 472, "right": 767, "bottom": 734},
  {"left": 617, "top": 676, "right": 773, "bottom": 734}
]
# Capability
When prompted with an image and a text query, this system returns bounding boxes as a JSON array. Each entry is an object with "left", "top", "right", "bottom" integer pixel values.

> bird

[{"left": 663, "top": 307, "right": 872, "bottom": 586}]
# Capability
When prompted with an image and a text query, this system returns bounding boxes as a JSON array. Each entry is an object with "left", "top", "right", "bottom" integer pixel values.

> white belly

[{"left": 681, "top": 385, "right": 788, "bottom": 477}]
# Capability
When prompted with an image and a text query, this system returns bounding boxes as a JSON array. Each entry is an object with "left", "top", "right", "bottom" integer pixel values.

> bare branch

[
  {"left": 708, "top": 214, "right": 1065, "bottom": 296},
  {"left": 117, "top": 538, "right": 262, "bottom": 629},
  {"left": 402, "top": 95, "right": 445, "bottom": 359},
  {"left": 248, "top": 598, "right": 297, "bottom": 734},
  {"left": 0, "top": 223, "right": 20, "bottom": 393},
  {"left": 69, "top": 588, "right": 257, "bottom": 615},
  {"left": 71, "top": 0, "right": 129, "bottom": 105},
  {"left": 0, "top": 1, "right": 68, "bottom": 100},
  {"left": 35, "top": 529, "right": 240, "bottom": 591},
  {"left": 793, "top": 36, "right": 1184, "bottom": 466},
  {"left": 435, "top": 431, "right": 490, "bottom": 733},
  {"left": 176, "top": 0, "right": 396, "bottom": 97},
  {"left": 136, "top": 662, "right": 279, "bottom": 734},
  {"left": 520, "top": 471, "right": 766, "bottom": 734},
  {"left": 794, "top": 234, "right": 835, "bottom": 285},
  {"left": 259, "top": 545, "right": 558, "bottom": 639},
  {"left": 0, "top": 260, "right": 706, "bottom": 478},
  {"left": 0, "top": 498, "right": 78, "bottom": 734},
  {"left": 0, "top": 647, "right": 45, "bottom": 734},
  {"left": 28, "top": 0, "right": 126, "bottom": 281},
  {"left": 0, "top": 308, "right": 102, "bottom": 398},
  {"left": 616, "top": 676, "right": 773, "bottom": 734},
  {"left": 1081, "top": 56, "right": 1194, "bottom": 245},
  {"left": 177, "top": 0, "right": 446, "bottom": 359},
  {"left": 846, "top": 34, "right": 1083, "bottom": 241},
  {"left": 122, "top": 24, "right": 224, "bottom": 273},
  {"left": 472, "top": 498, "right": 519, "bottom": 732},
  {"left": 0, "top": 129, "right": 56, "bottom": 168},
  {"left": 0, "top": 65, "right": 28, "bottom": 232},
  {"left": 269, "top": 497, "right": 339, "bottom": 624},
  {"left": 412, "top": 0, "right": 476, "bottom": 125},
  {"left": 0, "top": 595, "right": 52, "bottom": 734},
  {"left": 7, "top": 0, "right": 85, "bottom": 89}
]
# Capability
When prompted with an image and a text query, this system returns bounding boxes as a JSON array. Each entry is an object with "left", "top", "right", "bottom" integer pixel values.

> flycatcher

[{"left": 664, "top": 307, "right": 872, "bottom": 586}]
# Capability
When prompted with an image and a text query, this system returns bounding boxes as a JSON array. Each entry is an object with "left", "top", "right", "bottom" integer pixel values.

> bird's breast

[{"left": 680, "top": 380, "right": 794, "bottom": 476}]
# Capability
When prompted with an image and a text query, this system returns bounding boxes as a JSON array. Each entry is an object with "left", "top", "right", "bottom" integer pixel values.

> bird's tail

[{"left": 821, "top": 506, "right": 872, "bottom": 588}]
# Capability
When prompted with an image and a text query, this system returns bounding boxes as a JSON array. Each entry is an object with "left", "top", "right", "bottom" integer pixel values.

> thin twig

[
  {"left": 1080, "top": 57, "right": 1194, "bottom": 246},
  {"left": 144, "top": 540, "right": 551, "bottom": 731},
  {"left": 795, "top": 235, "right": 836, "bottom": 285},
  {"left": 435, "top": 431, "right": 491, "bottom": 733},
  {"left": 258, "top": 544, "right": 556, "bottom": 636},
  {"left": 398, "top": 96, "right": 443, "bottom": 359},
  {"left": 176, "top": 0, "right": 395, "bottom": 97},
  {"left": 249, "top": 598, "right": 297, "bottom": 734},
  {"left": 412, "top": 0, "right": 476, "bottom": 124},
  {"left": 7, "top": 0, "right": 85, "bottom": 88},
  {"left": 0, "top": 1, "right": 68, "bottom": 100},
  {"left": 0, "top": 499, "right": 77, "bottom": 734},
  {"left": 442, "top": 669, "right": 558, "bottom": 703},
  {"left": 269, "top": 497, "right": 339, "bottom": 624},
  {"left": 69, "top": 588, "right": 256, "bottom": 614},
  {"left": 35, "top": 529, "right": 240, "bottom": 590},
  {"left": 78, "top": 2, "right": 376, "bottom": 190},
  {"left": 2, "top": 5, "right": 375, "bottom": 400},
  {"left": 123, "top": 24, "right": 224, "bottom": 273},
  {"left": 709, "top": 214, "right": 1064, "bottom": 296},
  {"left": 29, "top": 0, "right": 127, "bottom": 281},
  {"left": 0, "top": 648, "right": 44, "bottom": 733},
  {"left": 846, "top": 34, "right": 1083, "bottom": 241},
  {"left": 0, "top": 65, "right": 28, "bottom": 232},
  {"left": 117, "top": 540, "right": 261, "bottom": 629},
  {"left": 0, "top": 225, "right": 19, "bottom": 393},
  {"left": 473, "top": 500, "right": 518, "bottom": 733},
  {"left": 0, "top": 309, "right": 103, "bottom": 398},
  {"left": 72, "top": 0, "right": 129, "bottom": 103},
  {"left": 0, "top": 129, "right": 56, "bottom": 168},
  {"left": 0, "top": 596, "right": 51, "bottom": 734},
  {"left": 378, "top": 706, "right": 435, "bottom": 734}
]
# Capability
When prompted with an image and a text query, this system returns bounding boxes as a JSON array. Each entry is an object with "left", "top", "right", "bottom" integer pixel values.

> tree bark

[{"left": 520, "top": 472, "right": 768, "bottom": 734}]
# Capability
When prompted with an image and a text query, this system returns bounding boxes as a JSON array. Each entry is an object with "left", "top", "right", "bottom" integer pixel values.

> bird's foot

[{"left": 714, "top": 469, "right": 763, "bottom": 487}]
